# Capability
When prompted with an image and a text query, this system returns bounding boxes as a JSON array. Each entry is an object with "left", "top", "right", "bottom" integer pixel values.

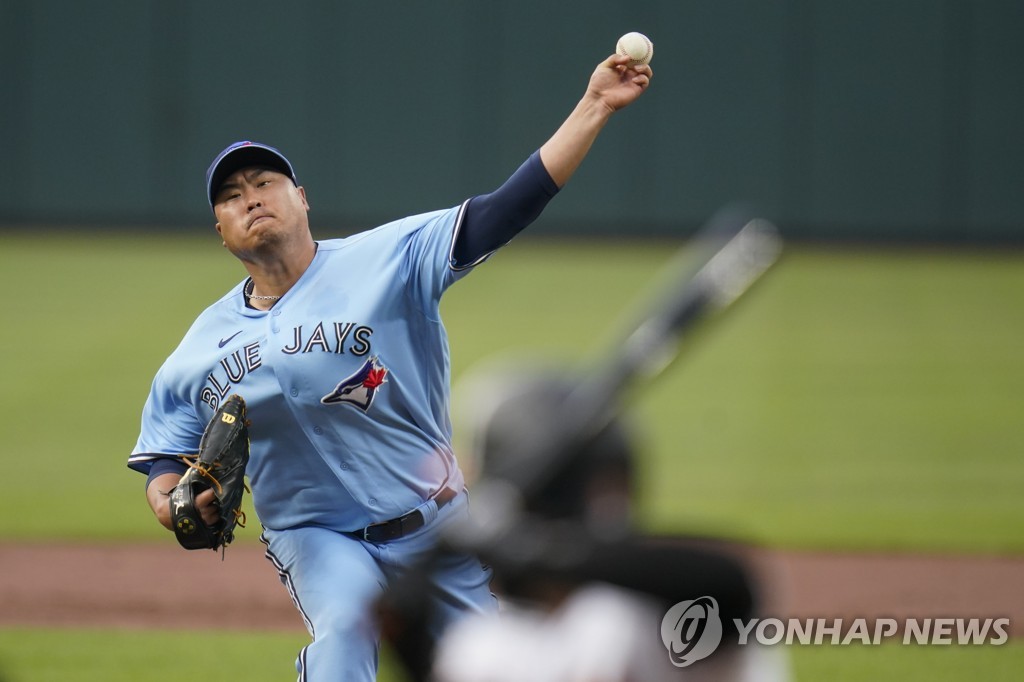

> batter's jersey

[{"left": 129, "top": 202, "right": 486, "bottom": 532}]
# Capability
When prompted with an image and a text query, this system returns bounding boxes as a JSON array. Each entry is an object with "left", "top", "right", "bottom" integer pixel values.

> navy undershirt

[
  {"left": 451, "top": 149, "right": 560, "bottom": 267},
  {"left": 145, "top": 150, "right": 559, "bottom": 490},
  {"left": 148, "top": 456, "right": 188, "bottom": 487}
]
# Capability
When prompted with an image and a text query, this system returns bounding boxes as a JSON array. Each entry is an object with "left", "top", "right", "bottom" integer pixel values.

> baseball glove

[{"left": 169, "top": 394, "right": 251, "bottom": 552}]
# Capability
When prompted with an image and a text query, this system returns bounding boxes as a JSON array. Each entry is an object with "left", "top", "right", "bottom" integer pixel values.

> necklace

[{"left": 244, "top": 280, "right": 282, "bottom": 301}]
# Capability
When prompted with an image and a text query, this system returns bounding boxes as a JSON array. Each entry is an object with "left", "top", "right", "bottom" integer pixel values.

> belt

[{"left": 345, "top": 487, "right": 458, "bottom": 543}]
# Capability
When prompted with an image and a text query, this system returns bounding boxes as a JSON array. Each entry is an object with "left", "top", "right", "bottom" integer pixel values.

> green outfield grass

[
  {"left": 1, "top": 628, "right": 1022, "bottom": 682},
  {"left": 1, "top": 231, "right": 1020, "bottom": 552}
]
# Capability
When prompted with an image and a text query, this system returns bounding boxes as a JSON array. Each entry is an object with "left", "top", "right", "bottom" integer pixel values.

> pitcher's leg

[
  {"left": 380, "top": 493, "right": 498, "bottom": 640},
  {"left": 263, "top": 527, "right": 386, "bottom": 682}
]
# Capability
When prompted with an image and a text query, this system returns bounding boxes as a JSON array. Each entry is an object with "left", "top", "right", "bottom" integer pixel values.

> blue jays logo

[{"left": 321, "top": 356, "right": 389, "bottom": 411}]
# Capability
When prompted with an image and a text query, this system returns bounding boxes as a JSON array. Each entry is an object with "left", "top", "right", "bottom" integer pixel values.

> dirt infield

[{"left": 1, "top": 543, "right": 1021, "bottom": 637}]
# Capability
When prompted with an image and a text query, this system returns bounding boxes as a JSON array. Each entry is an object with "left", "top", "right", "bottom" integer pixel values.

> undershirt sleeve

[
  {"left": 451, "top": 150, "right": 560, "bottom": 268},
  {"left": 145, "top": 457, "right": 189, "bottom": 490}
]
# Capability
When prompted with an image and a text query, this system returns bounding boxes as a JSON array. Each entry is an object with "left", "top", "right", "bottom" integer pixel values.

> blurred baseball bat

[{"left": 470, "top": 206, "right": 782, "bottom": 525}]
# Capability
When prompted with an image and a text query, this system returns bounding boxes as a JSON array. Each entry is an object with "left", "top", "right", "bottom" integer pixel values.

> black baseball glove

[{"left": 169, "top": 394, "right": 251, "bottom": 552}]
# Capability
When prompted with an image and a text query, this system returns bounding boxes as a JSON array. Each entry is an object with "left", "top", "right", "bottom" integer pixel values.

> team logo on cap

[{"left": 321, "top": 357, "right": 389, "bottom": 411}]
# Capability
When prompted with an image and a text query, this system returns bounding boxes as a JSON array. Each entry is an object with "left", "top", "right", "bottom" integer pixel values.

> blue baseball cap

[{"left": 206, "top": 141, "right": 298, "bottom": 209}]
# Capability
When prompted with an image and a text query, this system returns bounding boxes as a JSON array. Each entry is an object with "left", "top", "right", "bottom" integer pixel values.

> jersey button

[
  {"left": 368, "top": 498, "right": 377, "bottom": 506},
  {"left": 290, "top": 388, "right": 299, "bottom": 397},
  {"left": 340, "top": 462, "right": 350, "bottom": 470},
  {"left": 313, "top": 426, "right": 324, "bottom": 435}
]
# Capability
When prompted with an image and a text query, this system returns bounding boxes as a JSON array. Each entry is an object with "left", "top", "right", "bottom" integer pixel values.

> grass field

[
  {"left": 0, "top": 629, "right": 310, "bottom": 682},
  {"left": 1, "top": 231, "right": 1020, "bottom": 551},
  {"left": 1, "top": 231, "right": 1021, "bottom": 680},
  {"left": 1, "top": 628, "right": 1023, "bottom": 682}
]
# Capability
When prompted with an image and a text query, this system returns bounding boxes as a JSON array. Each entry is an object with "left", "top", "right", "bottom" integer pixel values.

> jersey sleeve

[
  {"left": 396, "top": 203, "right": 474, "bottom": 317},
  {"left": 394, "top": 153, "right": 560, "bottom": 314},
  {"left": 127, "top": 366, "right": 206, "bottom": 475}
]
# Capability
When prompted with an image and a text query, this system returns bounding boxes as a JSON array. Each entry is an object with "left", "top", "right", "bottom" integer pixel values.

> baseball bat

[{"left": 470, "top": 206, "right": 782, "bottom": 525}]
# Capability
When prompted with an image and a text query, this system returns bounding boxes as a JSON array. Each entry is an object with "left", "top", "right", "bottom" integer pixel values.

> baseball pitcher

[{"left": 128, "top": 51, "right": 652, "bottom": 681}]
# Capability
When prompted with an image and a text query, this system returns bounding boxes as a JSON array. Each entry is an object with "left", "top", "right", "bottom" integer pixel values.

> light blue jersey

[{"left": 130, "top": 202, "right": 480, "bottom": 532}]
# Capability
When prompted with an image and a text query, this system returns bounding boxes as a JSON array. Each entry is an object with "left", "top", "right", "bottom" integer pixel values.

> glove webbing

[{"left": 183, "top": 456, "right": 251, "bottom": 502}]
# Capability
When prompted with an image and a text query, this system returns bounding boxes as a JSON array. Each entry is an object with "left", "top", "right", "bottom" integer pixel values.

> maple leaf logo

[
  {"left": 321, "top": 357, "right": 391, "bottom": 412},
  {"left": 363, "top": 366, "right": 388, "bottom": 389}
]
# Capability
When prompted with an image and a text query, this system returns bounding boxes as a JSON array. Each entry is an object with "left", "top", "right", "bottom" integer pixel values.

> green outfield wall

[{"left": 0, "top": 0, "right": 1020, "bottom": 241}]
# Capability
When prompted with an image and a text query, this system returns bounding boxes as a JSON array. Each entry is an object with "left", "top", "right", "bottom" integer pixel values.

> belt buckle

[{"left": 362, "top": 521, "right": 385, "bottom": 542}]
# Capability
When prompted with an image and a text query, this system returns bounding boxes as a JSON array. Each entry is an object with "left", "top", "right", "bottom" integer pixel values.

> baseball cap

[{"left": 206, "top": 141, "right": 298, "bottom": 209}]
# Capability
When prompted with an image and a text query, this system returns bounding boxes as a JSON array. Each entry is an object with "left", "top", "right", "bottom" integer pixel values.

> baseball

[{"left": 616, "top": 31, "right": 653, "bottom": 66}]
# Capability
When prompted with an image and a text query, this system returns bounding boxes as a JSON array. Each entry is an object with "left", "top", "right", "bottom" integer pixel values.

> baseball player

[{"left": 128, "top": 53, "right": 651, "bottom": 681}]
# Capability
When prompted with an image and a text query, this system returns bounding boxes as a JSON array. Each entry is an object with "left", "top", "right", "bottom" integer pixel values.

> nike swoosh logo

[{"left": 218, "top": 330, "right": 244, "bottom": 348}]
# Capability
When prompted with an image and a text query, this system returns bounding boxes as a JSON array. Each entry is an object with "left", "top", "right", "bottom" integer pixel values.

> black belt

[{"left": 345, "top": 487, "right": 458, "bottom": 543}]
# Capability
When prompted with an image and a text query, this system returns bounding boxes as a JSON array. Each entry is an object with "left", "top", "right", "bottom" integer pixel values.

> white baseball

[{"left": 616, "top": 31, "right": 653, "bottom": 66}]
